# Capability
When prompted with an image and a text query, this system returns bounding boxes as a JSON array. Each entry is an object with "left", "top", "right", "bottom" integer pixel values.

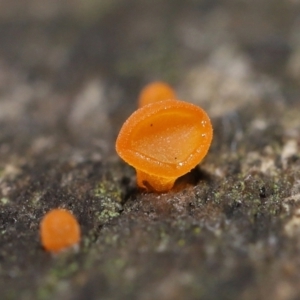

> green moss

[
  {"left": 104, "top": 234, "right": 119, "bottom": 246},
  {"left": 93, "top": 180, "right": 123, "bottom": 224},
  {"left": 193, "top": 227, "right": 201, "bottom": 235},
  {"left": 93, "top": 256, "right": 128, "bottom": 284},
  {"left": 0, "top": 197, "right": 9, "bottom": 205},
  {"left": 31, "top": 192, "right": 43, "bottom": 206},
  {"left": 50, "top": 262, "right": 79, "bottom": 278},
  {"left": 36, "top": 259, "right": 80, "bottom": 300},
  {"left": 178, "top": 239, "right": 186, "bottom": 247}
]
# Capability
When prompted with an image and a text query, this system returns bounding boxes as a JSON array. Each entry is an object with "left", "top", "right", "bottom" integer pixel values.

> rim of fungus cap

[
  {"left": 116, "top": 99, "right": 213, "bottom": 192},
  {"left": 138, "top": 81, "right": 176, "bottom": 107},
  {"left": 40, "top": 208, "right": 81, "bottom": 253}
]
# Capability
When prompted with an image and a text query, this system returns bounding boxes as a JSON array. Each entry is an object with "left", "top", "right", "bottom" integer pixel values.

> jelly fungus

[
  {"left": 40, "top": 209, "right": 80, "bottom": 253},
  {"left": 116, "top": 99, "right": 213, "bottom": 192},
  {"left": 138, "top": 81, "right": 176, "bottom": 107}
]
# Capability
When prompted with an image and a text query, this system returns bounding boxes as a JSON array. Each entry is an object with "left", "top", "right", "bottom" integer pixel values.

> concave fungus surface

[{"left": 116, "top": 99, "right": 213, "bottom": 192}]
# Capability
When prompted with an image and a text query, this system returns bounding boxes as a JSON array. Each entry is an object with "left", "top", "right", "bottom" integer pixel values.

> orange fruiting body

[
  {"left": 116, "top": 99, "right": 213, "bottom": 192},
  {"left": 40, "top": 209, "right": 80, "bottom": 253},
  {"left": 138, "top": 81, "right": 176, "bottom": 107}
]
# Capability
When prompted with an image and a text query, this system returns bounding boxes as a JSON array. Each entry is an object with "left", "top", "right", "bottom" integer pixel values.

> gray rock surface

[{"left": 0, "top": 0, "right": 300, "bottom": 299}]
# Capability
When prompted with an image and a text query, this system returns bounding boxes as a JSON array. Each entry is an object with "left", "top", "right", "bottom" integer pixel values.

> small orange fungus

[
  {"left": 40, "top": 208, "right": 80, "bottom": 253},
  {"left": 138, "top": 81, "right": 176, "bottom": 107},
  {"left": 116, "top": 99, "right": 213, "bottom": 192}
]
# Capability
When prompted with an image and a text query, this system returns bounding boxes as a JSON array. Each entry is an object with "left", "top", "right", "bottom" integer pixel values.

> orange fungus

[
  {"left": 116, "top": 99, "right": 213, "bottom": 192},
  {"left": 138, "top": 81, "right": 176, "bottom": 107},
  {"left": 40, "top": 208, "right": 81, "bottom": 253}
]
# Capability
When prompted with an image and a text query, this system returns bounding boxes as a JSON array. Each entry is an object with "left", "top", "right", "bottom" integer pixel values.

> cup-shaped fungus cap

[
  {"left": 40, "top": 208, "right": 81, "bottom": 253},
  {"left": 116, "top": 99, "right": 213, "bottom": 192},
  {"left": 138, "top": 81, "right": 176, "bottom": 107}
]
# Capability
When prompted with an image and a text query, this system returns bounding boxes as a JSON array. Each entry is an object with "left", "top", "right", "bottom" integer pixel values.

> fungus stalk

[{"left": 136, "top": 169, "right": 176, "bottom": 192}]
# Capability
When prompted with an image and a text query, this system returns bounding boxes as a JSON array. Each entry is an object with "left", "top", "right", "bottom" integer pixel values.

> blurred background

[{"left": 0, "top": 0, "right": 299, "bottom": 156}]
